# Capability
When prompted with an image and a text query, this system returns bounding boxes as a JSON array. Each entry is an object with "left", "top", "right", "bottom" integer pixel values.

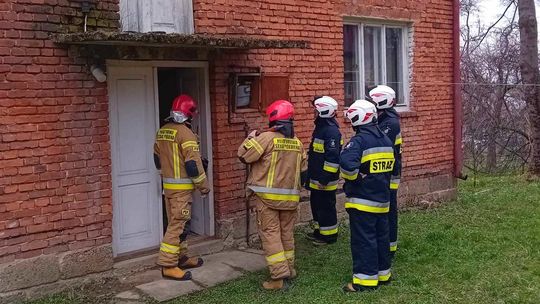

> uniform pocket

[{"left": 169, "top": 196, "right": 192, "bottom": 221}]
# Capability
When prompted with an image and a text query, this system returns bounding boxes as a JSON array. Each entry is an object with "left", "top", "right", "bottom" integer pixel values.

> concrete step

[{"left": 113, "top": 238, "right": 225, "bottom": 277}]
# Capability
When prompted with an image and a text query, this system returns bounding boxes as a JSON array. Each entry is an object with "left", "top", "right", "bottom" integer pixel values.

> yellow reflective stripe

[
  {"left": 395, "top": 137, "right": 402, "bottom": 145},
  {"left": 192, "top": 173, "right": 206, "bottom": 184},
  {"left": 390, "top": 182, "right": 399, "bottom": 190},
  {"left": 323, "top": 165, "right": 339, "bottom": 173},
  {"left": 345, "top": 202, "right": 389, "bottom": 213},
  {"left": 173, "top": 143, "right": 180, "bottom": 178},
  {"left": 361, "top": 152, "right": 395, "bottom": 163},
  {"left": 181, "top": 140, "right": 198, "bottom": 149},
  {"left": 163, "top": 183, "right": 195, "bottom": 190},
  {"left": 266, "top": 151, "right": 278, "bottom": 188},
  {"left": 319, "top": 228, "right": 338, "bottom": 236},
  {"left": 266, "top": 251, "right": 286, "bottom": 265},
  {"left": 309, "top": 182, "right": 338, "bottom": 191},
  {"left": 312, "top": 142, "right": 325, "bottom": 153},
  {"left": 379, "top": 272, "right": 392, "bottom": 282},
  {"left": 284, "top": 250, "right": 294, "bottom": 260},
  {"left": 353, "top": 277, "right": 378, "bottom": 287},
  {"left": 250, "top": 139, "right": 264, "bottom": 154},
  {"left": 160, "top": 242, "right": 180, "bottom": 254},
  {"left": 390, "top": 244, "right": 398, "bottom": 252},
  {"left": 258, "top": 192, "right": 300, "bottom": 202},
  {"left": 341, "top": 172, "right": 358, "bottom": 181},
  {"left": 294, "top": 152, "right": 301, "bottom": 187}
]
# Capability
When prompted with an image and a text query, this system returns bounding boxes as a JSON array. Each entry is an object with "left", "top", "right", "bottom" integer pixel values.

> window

[
  {"left": 120, "top": 0, "right": 194, "bottom": 34},
  {"left": 343, "top": 22, "right": 410, "bottom": 107}
]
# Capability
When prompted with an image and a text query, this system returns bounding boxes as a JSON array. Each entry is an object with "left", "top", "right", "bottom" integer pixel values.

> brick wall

[
  {"left": 0, "top": 0, "right": 119, "bottom": 264},
  {"left": 194, "top": 0, "right": 456, "bottom": 221},
  {"left": 0, "top": 0, "right": 456, "bottom": 266}
]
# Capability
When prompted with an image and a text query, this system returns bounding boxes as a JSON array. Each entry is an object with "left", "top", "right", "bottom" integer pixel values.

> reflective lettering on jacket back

[
  {"left": 273, "top": 138, "right": 301, "bottom": 152},
  {"left": 157, "top": 129, "right": 177, "bottom": 141}
]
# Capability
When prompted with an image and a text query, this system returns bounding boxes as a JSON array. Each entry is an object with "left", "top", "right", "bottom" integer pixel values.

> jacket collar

[{"left": 315, "top": 117, "right": 339, "bottom": 127}]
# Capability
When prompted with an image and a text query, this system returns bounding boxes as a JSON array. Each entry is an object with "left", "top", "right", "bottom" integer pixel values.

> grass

[{"left": 28, "top": 175, "right": 540, "bottom": 304}]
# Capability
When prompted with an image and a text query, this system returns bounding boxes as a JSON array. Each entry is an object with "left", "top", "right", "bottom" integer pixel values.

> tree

[{"left": 518, "top": 0, "right": 540, "bottom": 176}]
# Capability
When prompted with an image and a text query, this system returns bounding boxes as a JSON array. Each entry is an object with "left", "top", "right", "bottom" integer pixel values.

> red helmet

[
  {"left": 170, "top": 94, "right": 197, "bottom": 123},
  {"left": 266, "top": 100, "right": 294, "bottom": 122}
]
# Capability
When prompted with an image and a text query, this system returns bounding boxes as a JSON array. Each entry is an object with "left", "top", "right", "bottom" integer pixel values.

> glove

[{"left": 202, "top": 158, "right": 209, "bottom": 173}]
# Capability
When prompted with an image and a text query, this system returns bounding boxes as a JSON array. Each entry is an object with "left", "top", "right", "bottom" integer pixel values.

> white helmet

[
  {"left": 369, "top": 85, "right": 396, "bottom": 109},
  {"left": 313, "top": 96, "right": 338, "bottom": 118},
  {"left": 345, "top": 99, "right": 377, "bottom": 126}
]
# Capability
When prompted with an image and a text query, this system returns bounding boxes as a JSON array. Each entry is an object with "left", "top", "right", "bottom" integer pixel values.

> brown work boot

[
  {"left": 262, "top": 279, "right": 288, "bottom": 291},
  {"left": 289, "top": 268, "right": 297, "bottom": 279},
  {"left": 161, "top": 267, "right": 192, "bottom": 281},
  {"left": 178, "top": 255, "right": 204, "bottom": 269}
]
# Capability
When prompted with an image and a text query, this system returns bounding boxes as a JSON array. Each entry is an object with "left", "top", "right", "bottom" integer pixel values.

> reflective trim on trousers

[
  {"left": 266, "top": 251, "right": 287, "bottom": 265},
  {"left": 309, "top": 179, "right": 338, "bottom": 191},
  {"left": 284, "top": 250, "right": 294, "bottom": 260},
  {"left": 160, "top": 242, "right": 180, "bottom": 254},
  {"left": 390, "top": 241, "right": 398, "bottom": 252},
  {"left": 345, "top": 198, "right": 390, "bottom": 213},
  {"left": 378, "top": 269, "right": 392, "bottom": 282},
  {"left": 323, "top": 161, "right": 339, "bottom": 173},
  {"left": 319, "top": 224, "right": 338, "bottom": 236},
  {"left": 361, "top": 147, "right": 394, "bottom": 163},
  {"left": 353, "top": 273, "right": 379, "bottom": 287}
]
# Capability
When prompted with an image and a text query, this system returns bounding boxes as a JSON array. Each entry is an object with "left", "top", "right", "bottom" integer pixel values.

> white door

[
  {"left": 120, "top": 0, "right": 194, "bottom": 34},
  {"left": 176, "top": 69, "right": 207, "bottom": 235},
  {"left": 109, "top": 66, "right": 162, "bottom": 256}
]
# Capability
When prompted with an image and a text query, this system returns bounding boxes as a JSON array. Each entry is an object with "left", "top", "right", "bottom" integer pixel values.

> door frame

[{"left": 107, "top": 60, "right": 215, "bottom": 256}]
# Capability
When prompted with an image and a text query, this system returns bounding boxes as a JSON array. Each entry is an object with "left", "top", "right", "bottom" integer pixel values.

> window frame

[{"left": 343, "top": 20, "right": 411, "bottom": 110}]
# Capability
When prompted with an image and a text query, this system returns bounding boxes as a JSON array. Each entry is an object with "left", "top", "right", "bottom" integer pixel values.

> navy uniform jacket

[
  {"left": 306, "top": 117, "right": 342, "bottom": 191},
  {"left": 340, "top": 124, "right": 395, "bottom": 213},
  {"left": 378, "top": 108, "right": 402, "bottom": 190}
]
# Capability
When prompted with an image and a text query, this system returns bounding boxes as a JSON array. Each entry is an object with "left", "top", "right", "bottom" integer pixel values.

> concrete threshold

[{"left": 131, "top": 249, "right": 266, "bottom": 302}]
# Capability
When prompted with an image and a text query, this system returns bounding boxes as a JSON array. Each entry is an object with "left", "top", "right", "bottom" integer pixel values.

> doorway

[{"left": 108, "top": 61, "right": 214, "bottom": 257}]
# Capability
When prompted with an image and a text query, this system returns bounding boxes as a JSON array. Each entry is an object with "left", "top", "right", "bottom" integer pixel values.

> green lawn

[{"left": 29, "top": 175, "right": 540, "bottom": 303}]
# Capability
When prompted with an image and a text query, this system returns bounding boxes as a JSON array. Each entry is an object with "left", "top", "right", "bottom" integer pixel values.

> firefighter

[
  {"left": 153, "top": 94, "right": 210, "bottom": 281},
  {"left": 237, "top": 100, "right": 307, "bottom": 291},
  {"left": 305, "top": 96, "right": 342, "bottom": 245},
  {"left": 369, "top": 85, "right": 402, "bottom": 256},
  {"left": 340, "top": 99, "right": 394, "bottom": 292}
]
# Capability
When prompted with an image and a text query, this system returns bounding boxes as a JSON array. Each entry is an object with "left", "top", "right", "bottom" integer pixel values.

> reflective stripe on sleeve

[
  {"left": 360, "top": 147, "right": 394, "bottom": 163},
  {"left": 192, "top": 173, "right": 206, "bottom": 184},
  {"left": 345, "top": 198, "right": 390, "bottom": 213},
  {"left": 390, "top": 176, "right": 400, "bottom": 190},
  {"left": 353, "top": 273, "right": 379, "bottom": 287},
  {"left": 395, "top": 133, "right": 402, "bottom": 146},
  {"left": 266, "top": 251, "right": 286, "bottom": 265},
  {"left": 312, "top": 138, "right": 325, "bottom": 153},
  {"left": 181, "top": 140, "right": 199, "bottom": 150},
  {"left": 309, "top": 179, "right": 338, "bottom": 191},
  {"left": 340, "top": 168, "right": 359, "bottom": 180},
  {"left": 249, "top": 186, "right": 300, "bottom": 202},
  {"left": 323, "top": 161, "right": 339, "bottom": 173}
]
